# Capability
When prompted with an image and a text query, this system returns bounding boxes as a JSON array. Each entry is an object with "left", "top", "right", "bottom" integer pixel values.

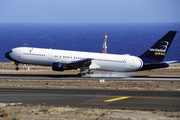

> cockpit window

[{"left": 9, "top": 50, "right": 12, "bottom": 53}]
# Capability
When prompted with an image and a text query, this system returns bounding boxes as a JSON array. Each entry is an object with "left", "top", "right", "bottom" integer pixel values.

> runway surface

[
  {"left": 0, "top": 87, "right": 180, "bottom": 110},
  {"left": 0, "top": 73, "right": 180, "bottom": 81}
]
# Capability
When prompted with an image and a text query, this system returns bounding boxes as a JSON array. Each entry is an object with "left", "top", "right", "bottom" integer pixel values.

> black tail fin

[{"left": 139, "top": 31, "right": 177, "bottom": 62}]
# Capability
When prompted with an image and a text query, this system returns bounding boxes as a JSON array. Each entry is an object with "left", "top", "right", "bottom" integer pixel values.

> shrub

[
  {"left": 151, "top": 108, "right": 158, "bottom": 111},
  {"left": 42, "top": 102, "right": 46, "bottom": 106},
  {"left": 101, "top": 113, "right": 106, "bottom": 116},
  {"left": 0, "top": 110, "right": 9, "bottom": 117},
  {"left": 13, "top": 116, "right": 20, "bottom": 120},
  {"left": 25, "top": 104, "right": 30, "bottom": 107}
]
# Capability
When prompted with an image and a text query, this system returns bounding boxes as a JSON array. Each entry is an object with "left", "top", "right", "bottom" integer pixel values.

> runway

[
  {"left": 0, "top": 73, "right": 180, "bottom": 110},
  {"left": 0, "top": 87, "right": 180, "bottom": 110},
  {"left": 0, "top": 73, "right": 180, "bottom": 81}
]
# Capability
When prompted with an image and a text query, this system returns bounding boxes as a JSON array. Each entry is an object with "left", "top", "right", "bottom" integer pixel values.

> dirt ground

[
  {"left": 0, "top": 79, "right": 180, "bottom": 91},
  {"left": 0, "top": 104, "right": 180, "bottom": 120}
]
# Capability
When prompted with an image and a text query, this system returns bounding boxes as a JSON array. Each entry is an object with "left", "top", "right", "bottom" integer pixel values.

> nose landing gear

[{"left": 15, "top": 62, "right": 19, "bottom": 70}]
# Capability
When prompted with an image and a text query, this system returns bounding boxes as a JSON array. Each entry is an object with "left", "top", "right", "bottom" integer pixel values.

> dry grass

[
  {"left": 0, "top": 104, "right": 180, "bottom": 120},
  {"left": 0, "top": 79, "right": 180, "bottom": 91},
  {"left": 0, "top": 110, "right": 9, "bottom": 117}
]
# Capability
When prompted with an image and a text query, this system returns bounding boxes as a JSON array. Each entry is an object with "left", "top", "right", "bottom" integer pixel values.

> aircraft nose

[
  {"left": 5, "top": 52, "right": 9, "bottom": 59},
  {"left": 4, "top": 52, "right": 13, "bottom": 61}
]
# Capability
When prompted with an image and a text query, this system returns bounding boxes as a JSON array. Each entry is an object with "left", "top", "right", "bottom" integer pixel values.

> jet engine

[{"left": 52, "top": 62, "right": 69, "bottom": 71}]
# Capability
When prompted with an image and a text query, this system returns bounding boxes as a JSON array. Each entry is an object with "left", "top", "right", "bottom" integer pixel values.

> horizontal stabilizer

[{"left": 163, "top": 61, "right": 177, "bottom": 64}]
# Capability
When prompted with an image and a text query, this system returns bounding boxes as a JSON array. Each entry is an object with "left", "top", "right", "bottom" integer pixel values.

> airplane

[{"left": 5, "top": 31, "right": 177, "bottom": 75}]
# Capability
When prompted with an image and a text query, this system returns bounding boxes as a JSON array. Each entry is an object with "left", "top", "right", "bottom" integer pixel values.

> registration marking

[{"left": 104, "top": 96, "right": 130, "bottom": 102}]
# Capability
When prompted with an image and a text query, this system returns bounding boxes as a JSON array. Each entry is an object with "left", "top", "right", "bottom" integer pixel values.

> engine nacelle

[{"left": 52, "top": 62, "right": 68, "bottom": 71}]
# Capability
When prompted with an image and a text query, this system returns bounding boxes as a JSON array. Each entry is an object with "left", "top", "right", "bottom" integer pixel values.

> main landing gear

[
  {"left": 77, "top": 67, "right": 93, "bottom": 77},
  {"left": 15, "top": 62, "right": 19, "bottom": 70},
  {"left": 77, "top": 68, "right": 85, "bottom": 77}
]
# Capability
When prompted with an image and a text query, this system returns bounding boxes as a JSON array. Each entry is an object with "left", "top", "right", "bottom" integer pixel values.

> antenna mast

[{"left": 102, "top": 34, "right": 107, "bottom": 53}]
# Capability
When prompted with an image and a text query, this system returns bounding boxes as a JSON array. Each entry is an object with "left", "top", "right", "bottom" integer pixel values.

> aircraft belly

[{"left": 95, "top": 62, "right": 127, "bottom": 72}]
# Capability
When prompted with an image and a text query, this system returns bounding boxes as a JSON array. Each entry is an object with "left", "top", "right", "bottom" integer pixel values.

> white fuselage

[{"left": 9, "top": 47, "right": 143, "bottom": 72}]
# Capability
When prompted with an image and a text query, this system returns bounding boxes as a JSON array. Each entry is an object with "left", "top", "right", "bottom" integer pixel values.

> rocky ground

[
  {"left": 0, "top": 62, "right": 180, "bottom": 120},
  {"left": 0, "top": 104, "right": 180, "bottom": 120}
]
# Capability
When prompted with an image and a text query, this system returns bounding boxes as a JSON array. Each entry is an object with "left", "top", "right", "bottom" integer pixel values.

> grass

[
  {"left": 1, "top": 78, "right": 180, "bottom": 91},
  {"left": 36, "top": 104, "right": 41, "bottom": 107},
  {"left": 65, "top": 105, "right": 70, "bottom": 108},
  {"left": 41, "top": 108, "right": 49, "bottom": 113},
  {"left": 6, "top": 79, "right": 10, "bottom": 82},
  {"left": 66, "top": 82, "right": 71, "bottom": 85},
  {"left": 25, "top": 104, "right": 30, "bottom": 107},
  {"left": 101, "top": 113, "right": 106, "bottom": 117},
  {"left": 76, "top": 110, "right": 80, "bottom": 114},
  {"left": 42, "top": 102, "right": 46, "bottom": 107},
  {"left": 6, "top": 104, "right": 12, "bottom": 106},
  {"left": 13, "top": 116, "right": 20, "bottom": 120},
  {"left": 151, "top": 108, "right": 159, "bottom": 112},
  {"left": 49, "top": 105, "right": 55, "bottom": 108}
]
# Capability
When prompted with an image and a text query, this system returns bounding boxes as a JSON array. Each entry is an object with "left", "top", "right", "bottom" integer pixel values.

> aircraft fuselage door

[
  {"left": 130, "top": 59, "right": 134, "bottom": 67},
  {"left": 17, "top": 50, "right": 21, "bottom": 57},
  {"left": 48, "top": 53, "right": 53, "bottom": 60}
]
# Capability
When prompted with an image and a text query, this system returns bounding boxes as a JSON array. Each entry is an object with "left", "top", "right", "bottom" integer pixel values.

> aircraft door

[
  {"left": 48, "top": 53, "right": 53, "bottom": 60},
  {"left": 130, "top": 59, "right": 134, "bottom": 67},
  {"left": 17, "top": 50, "right": 21, "bottom": 57}
]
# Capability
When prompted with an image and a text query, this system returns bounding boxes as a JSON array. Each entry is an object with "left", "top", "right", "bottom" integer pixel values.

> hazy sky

[{"left": 0, "top": 0, "right": 179, "bottom": 23}]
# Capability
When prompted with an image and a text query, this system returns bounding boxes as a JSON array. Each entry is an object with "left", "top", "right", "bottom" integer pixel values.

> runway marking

[{"left": 104, "top": 96, "right": 130, "bottom": 102}]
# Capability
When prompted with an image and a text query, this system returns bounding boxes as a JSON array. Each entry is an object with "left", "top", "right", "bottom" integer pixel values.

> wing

[{"left": 66, "top": 58, "right": 93, "bottom": 69}]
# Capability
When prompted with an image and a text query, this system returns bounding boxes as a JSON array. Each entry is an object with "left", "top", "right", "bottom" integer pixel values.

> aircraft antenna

[{"left": 24, "top": 43, "right": 28, "bottom": 47}]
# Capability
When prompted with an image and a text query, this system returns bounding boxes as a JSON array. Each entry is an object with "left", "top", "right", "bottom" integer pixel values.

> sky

[{"left": 0, "top": 0, "right": 180, "bottom": 23}]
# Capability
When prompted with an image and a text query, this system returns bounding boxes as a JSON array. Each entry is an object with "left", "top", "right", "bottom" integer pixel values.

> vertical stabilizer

[{"left": 139, "top": 31, "right": 177, "bottom": 62}]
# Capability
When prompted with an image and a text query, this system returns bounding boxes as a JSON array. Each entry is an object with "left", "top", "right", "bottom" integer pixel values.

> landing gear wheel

[
  {"left": 15, "top": 62, "right": 19, "bottom": 70},
  {"left": 15, "top": 67, "right": 19, "bottom": 70},
  {"left": 86, "top": 69, "right": 92, "bottom": 74},
  {"left": 78, "top": 67, "right": 91, "bottom": 76},
  {"left": 77, "top": 73, "right": 82, "bottom": 77}
]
